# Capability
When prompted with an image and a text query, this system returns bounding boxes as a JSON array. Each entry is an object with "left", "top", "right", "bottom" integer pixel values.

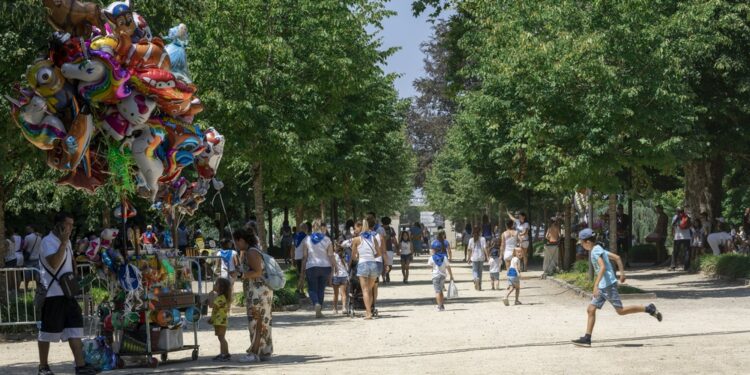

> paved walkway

[{"left": 2, "top": 253, "right": 749, "bottom": 374}]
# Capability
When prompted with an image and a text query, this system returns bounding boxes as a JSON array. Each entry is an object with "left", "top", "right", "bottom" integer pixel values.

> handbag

[
  {"left": 447, "top": 280, "right": 458, "bottom": 299},
  {"left": 40, "top": 252, "right": 80, "bottom": 299}
]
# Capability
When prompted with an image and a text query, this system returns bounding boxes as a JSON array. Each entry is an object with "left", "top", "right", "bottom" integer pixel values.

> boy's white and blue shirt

[{"left": 590, "top": 245, "right": 617, "bottom": 289}]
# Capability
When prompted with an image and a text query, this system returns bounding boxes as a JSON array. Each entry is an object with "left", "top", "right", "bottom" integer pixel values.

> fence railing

[{"left": 0, "top": 267, "right": 40, "bottom": 326}]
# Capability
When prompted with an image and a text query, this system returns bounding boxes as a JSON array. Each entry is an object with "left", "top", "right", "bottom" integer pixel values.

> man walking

[
  {"left": 542, "top": 217, "right": 560, "bottom": 278},
  {"left": 671, "top": 207, "right": 693, "bottom": 271},
  {"left": 572, "top": 229, "right": 663, "bottom": 348},
  {"left": 37, "top": 212, "right": 96, "bottom": 375}
]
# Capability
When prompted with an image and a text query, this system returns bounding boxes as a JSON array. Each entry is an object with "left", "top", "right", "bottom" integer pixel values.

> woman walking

[
  {"left": 467, "top": 227, "right": 488, "bottom": 291},
  {"left": 500, "top": 220, "right": 519, "bottom": 271},
  {"left": 234, "top": 229, "right": 273, "bottom": 363},
  {"left": 351, "top": 216, "right": 385, "bottom": 319},
  {"left": 398, "top": 231, "right": 413, "bottom": 283},
  {"left": 302, "top": 219, "right": 337, "bottom": 318}
]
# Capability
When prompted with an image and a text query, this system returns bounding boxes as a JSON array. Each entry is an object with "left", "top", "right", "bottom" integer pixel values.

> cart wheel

[
  {"left": 161, "top": 353, "right": 168, "bottom": 362},
  {"left": 192, "top": 349, "right": 199, "bottom": 361},
  {"left": 148, "top": 356, "right": 159, "bottom": 368},
  {"left": 115, "top": 356, "right": 125, "bottom": 369}
]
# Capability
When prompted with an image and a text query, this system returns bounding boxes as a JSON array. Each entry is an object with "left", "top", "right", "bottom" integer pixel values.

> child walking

[
  {"left": 331, "top": 241, "right": 349, "bottom": 314},
  {"left": 208, "top": 277, "right": 232, "bottom": 361},
  {"left": 571, "top": 229, "right": 663, "bottom": 347},
  {"left": 427, "top": 252, "right": 454, "bottom": 311},
  {"left": 489, "top": 236, "right": 501, "bottom": 290},
  {"left": 503, "top": 247, "right": 522, "bottom": 305}
]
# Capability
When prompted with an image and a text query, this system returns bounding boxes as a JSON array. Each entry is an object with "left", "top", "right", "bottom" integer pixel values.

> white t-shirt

[
  {"left": 489, "top": 257, "right": 500, "bottom": 273},
  {"left": 334, "top": 253, "right": 348, "bottom": 278},
  {"left": 510, "top": 257, "right": 521, "bottom": 273},
  {"left": 516, "top": 221, "right": 530, "bottom": 240},
  {"left": 4, "top": 239, "right": 15, "bottom": 263},
  {"left": 707, "top": 232, "right": 733, "bottom": 256},
  {"left": 357, "top": 234, "right": 380, "bottom": 263},
  {"left": 400, "top": 241, "right": 411, "bottom": 255},
  {"left": 427, "top": 256, "right": 450, "bottom": 278},
  {"left": 468, "top": 237, "right": 487, "bottom": 262},
  {"left": 294, "top": 235, "right": 307, "bottom": 260},
  {"left": 672, "top": 215, "right": 693, "bottom": 240},
  {"left": 215, "top": 249, "right": 238, "bottom": 278},
  {"left": 39, "top": 232, "right": 74, "bottom": 298},
  {"left": 24, "top": 232, "right": 43, "bottom": 261},
  {"left": 305, "top": 235, "right": 332, "bottom": 269}
]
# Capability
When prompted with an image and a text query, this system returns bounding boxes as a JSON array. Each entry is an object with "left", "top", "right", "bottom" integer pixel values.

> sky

[{"left": 378, "top": 1, "right": 438, "bottom": 99}]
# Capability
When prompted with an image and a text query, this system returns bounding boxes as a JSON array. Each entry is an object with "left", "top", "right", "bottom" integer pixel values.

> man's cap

[{"left": 578, "top": 228, "right": 595, "bottom": 241}]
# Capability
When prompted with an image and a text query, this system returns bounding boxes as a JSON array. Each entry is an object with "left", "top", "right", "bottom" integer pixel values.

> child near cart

[
  {"left": 208, "top": 277, "right": 232, "bottom": 361},
  {"left": 503, "top": 247, "right": 522, "bottom": 306},
  {"left": 428, "top": 252, "right": 454, "bottom": 311}
]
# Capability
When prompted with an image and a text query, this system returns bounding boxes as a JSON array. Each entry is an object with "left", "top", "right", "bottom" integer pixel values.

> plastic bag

[{"left": 447, "top": 280, "right": 458, "bottom": 299}]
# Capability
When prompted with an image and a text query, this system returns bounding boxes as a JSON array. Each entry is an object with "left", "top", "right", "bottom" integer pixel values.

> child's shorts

[
  {"left": 490, "top": 272, "right": 500, "bottom": 281},
  {"left": 214, "top": 325, "right": 227, "bottom": 336},
  {"left": 590, "top": 284, "right": 623, "bottom": 309},
  {"left": 507, "top": 275, "right": 520, "bottom": 287},
  {"left": 332, "top": 276, "right": 348, "bottom": 286},
  {"left": 432, "top": 275, "right": 446, "bottom": 293}
]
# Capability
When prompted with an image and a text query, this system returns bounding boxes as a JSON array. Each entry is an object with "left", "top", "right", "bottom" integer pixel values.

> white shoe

[
  {"left": 240, "top": 353, "right": 259, "bottom": 363},
  {"left": 315, "top": 303, "right": 323, "bottom": 318}
]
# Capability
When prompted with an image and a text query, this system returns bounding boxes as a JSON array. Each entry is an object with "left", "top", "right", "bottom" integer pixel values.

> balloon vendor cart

[{"left": 3, "top": 0, "right": 227, "bottom": 370}]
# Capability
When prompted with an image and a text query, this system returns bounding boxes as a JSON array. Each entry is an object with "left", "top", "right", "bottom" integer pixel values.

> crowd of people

[{"left": 4, "top": 203, "right": 748, "bottom": 373}]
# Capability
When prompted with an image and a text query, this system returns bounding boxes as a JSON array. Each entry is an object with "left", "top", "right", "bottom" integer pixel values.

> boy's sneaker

[
  {"left": 240, "top": 353, "right": 259, "bottom": 363},
  {"left": 38, "top": 365, "right": 54, "bottom": 375},
  {"left": 646, "top": 303, "right": 663, "bottom": 322},
  {"left": 571, "top": 336, "right": 591, "bottom": 347}
]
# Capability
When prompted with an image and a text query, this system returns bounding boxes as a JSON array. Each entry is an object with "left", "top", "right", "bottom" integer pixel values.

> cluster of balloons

[{"left": 6, "top": 0, "right": 225, "bottom": 216}]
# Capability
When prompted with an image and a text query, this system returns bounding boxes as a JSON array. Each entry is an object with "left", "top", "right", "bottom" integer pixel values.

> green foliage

[
  {"left": 573, "top": 260, "right": 589, "bottom": 274},
  {"left": 698, "top": 254, "right": 750, "bottom": 280},
  {"left": 234, "top": 268, "right": 301, "bottom": 308},
  {"left": 557, "top": 272, "right": 645, "bottom": 294}
]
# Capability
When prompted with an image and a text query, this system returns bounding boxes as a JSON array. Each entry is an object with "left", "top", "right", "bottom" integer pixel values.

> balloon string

[{"left": 211, "top": 190, "right": 236, "bottom": 249}]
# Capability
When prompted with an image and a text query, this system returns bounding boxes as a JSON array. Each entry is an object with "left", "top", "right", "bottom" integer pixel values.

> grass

[
  {"left": 556, "top": 261, "right": 646, "bottom": 294},
  {"left": 234, "top": 268, "right": 300, "bottom": 308},
  {"left": 698, "top": 254, "right": 750, "bottom": 280}
]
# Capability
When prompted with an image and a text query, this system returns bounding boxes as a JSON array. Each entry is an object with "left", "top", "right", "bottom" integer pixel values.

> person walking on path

[
  {"left": 293, "top": 224, "right": 309, "bottom": 296},
  {"left": 302, "top": 219, "right": 337, "bottom": 318},
  {"left": 428, "top": 251, "right": 454, "bottom": 311},
  {"left": 467, "top": 227, "right": 488, "bottom": 291},
  {"left": 671, "top": 208, "right": 693, "bottom": 271},
  {"left": 462, "top": 223, "right": 471, "bottom": 262},
  {"left": 503, "top": 247, "right": 522, "bottom": 306},
  {"left": 37, "top": 212, "right": 97, "bottom": 375},
  {"left": 397, "top": 231, "right": 413, "bottom": 283},
  {"left": 616, "top": 204, "right": 631, "bottom": 268},
  {"left": 508, "top": 212, "right": 530, "bottom": 271},
  {"left": 653, "top": 205, "right": 669, "bottom": 264},
  {"left": 234, "top": 229, "right": 273, "bottom": 363},
  {"left": 351, "top": 216, "right": 385, "bottom": 320},
  {"left": 542, "top": 218, "right": 561, "bottom": 278},
  {"left": 208, "top": 277, "right": 232, "bottom": 362},
  {"left": 431, "top": 230, "right": 451, "bottom": 259},
  {"left": 488, "top": 235, "right": 501, "bottom": 290},
  {"left": 23, "top": 225, "right": 43, "bottom": 290},
  {"left": 380, "top": 217, "right": 398, "bottom": 284},
  {"left": 571, "top": 228, "right": 663, "bottom": 348},
  {"left": 410, "top": 222, "right": 423, "bottom": 256},
  {"left": 331, "top": 241, "right": 349, "bottom": 314},
  {"left": 500, "top": 220, "right": 519, "bottom": 272}
]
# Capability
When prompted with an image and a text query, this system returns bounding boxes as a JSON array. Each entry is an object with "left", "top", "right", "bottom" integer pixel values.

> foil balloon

[
  {"left": 111, "top": 311, "right": 124, "bottom": 330},
  {"left": 196, "top": 127, "right": 224, "bottom": 179},
  {"left": 25, "top": 58, "right": 78, "bottom": 116},
  {"left": 103, "top": 314, "right": 114, "bottom": 332},
  {"left": 125, "top": 128, "right": 164, "bottom": 202},
  {"left": 114, "top": 200, "right": 137, "bottom": 219},
  {"left": 116, "top": 32, "right": 171, "bottom": 71},
  {"left": 42, "top": 0, "right": 103, "bottom": 37},
  {"left": 165, "top": 23, "right": 191, "bottom": 83},
  {"left": 60, "top": 37, "right": 131, "bottom": 104},
  {"left": 124, "top": 311, "right": 139, "bottom": 330},
  {"left": 45, "top": 111, "right": 95, "bottom": 173},
  {"left": 117, "top": 92, "right": 156, "bottom": 132},
  {"left": 118, "top": 263, "right": 141, "bottom": 291},
  {"left": 184, "top": 306, "right": 200, "bottom": 323},
  {"left": 170, "top": 308, "right": 181, "bottom": 325},
  {"left": 130, "top": 68, "right": 202, "bottom": 117},
  {"left": 155, "top": 309, "right": 172, "bottom": 327},
  {"left": 6, "top": 94, "right": 67, "bottom": 150}
]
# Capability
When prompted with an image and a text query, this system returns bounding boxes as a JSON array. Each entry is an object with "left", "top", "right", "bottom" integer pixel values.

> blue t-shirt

[
  {"left": 431, "top": 239, "right": 450, "bottom": 254},
  {"left": 590, "top": 245, "right": 617, "bottom": 288}
]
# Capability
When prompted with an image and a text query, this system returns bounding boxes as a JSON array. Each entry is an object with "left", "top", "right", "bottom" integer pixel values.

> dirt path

[{"left": 2, "top": 253, "right": 749, "bottom": 374}]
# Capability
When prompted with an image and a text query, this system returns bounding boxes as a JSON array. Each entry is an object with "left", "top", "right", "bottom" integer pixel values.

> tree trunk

[
  {"left": 332, "top": 199, "right": 339, "bottom": 238},
  {"left": 102, "top": 205, "right": 111, "bottom": 228},
  {"left": 252, "top": 162, "right": 266, "bottom": 249},
  {"left": 294, "top": 205, "right": 304, "bottom": 228},
  {"left": 320, "top": 200, "right": 326, "bottom": 222},
  {"left": 684, "top": 157, "right": 725, "bottom": 232},
  {"left": 609, "top": 193, "right": 618, "bottom": 254},
  {"left": 283, "top": 207, "right": 289, "bottom": 224},
  {"left": 267, "top": 208, "right": 273, "bottom": 248}
]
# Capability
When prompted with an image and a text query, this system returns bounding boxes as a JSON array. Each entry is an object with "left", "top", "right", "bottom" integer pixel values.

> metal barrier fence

[{"left": 0, "top": 267, "right": 40, "bottom": 326}]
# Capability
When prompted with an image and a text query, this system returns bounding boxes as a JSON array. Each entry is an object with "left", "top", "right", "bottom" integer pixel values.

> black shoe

[
  {"left": 571, "top": 336, "right": 591, "bottom": 348},
  {"left": 646, "top": 303, "right": 663, "bottom": 322},
  {"left": 74, "top": 364, "right": 98, "bottom": 375},
  {"left": 212, "top": 354, "right": 231, "bottom": 362},
  {"left": 38, "top": 365, "right": 54, "bottom": 375}
]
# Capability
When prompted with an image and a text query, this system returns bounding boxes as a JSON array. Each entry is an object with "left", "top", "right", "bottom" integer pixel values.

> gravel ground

[{"left": 2, "top": 252, "right": 749, "bottom": 375}]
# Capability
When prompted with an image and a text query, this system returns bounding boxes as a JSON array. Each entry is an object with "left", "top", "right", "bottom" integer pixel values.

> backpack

[
  {"left": 679, "top": 214, "right": 691, "bottom": 230},
  {"left": 251, "top": 248, "right": 286, "bottom": 290}
]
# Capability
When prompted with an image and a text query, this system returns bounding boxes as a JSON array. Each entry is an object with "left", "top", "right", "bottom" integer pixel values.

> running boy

[
  {"left": 503, "top": 247, "right": 522, "bottom": 305},
  {"left": 572, "top": 228, "right": 663, "bottom": 347},
  {"left": 428, "top": 251, "right": 454, "bottom": 311}
]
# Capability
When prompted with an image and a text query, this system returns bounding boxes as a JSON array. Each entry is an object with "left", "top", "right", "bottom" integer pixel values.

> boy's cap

[{"left": 578, "top": 228, "right": 595, "bottom": 241}]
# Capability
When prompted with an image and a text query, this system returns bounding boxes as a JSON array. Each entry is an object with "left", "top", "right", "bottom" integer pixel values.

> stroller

[{"left": 346, "top": 259, "right": 378, "bottom": 317}]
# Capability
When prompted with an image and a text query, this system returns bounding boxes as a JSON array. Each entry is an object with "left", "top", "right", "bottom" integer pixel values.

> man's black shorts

[{"left": 38, "top": 296, "right": 84, "bottom": 342}]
